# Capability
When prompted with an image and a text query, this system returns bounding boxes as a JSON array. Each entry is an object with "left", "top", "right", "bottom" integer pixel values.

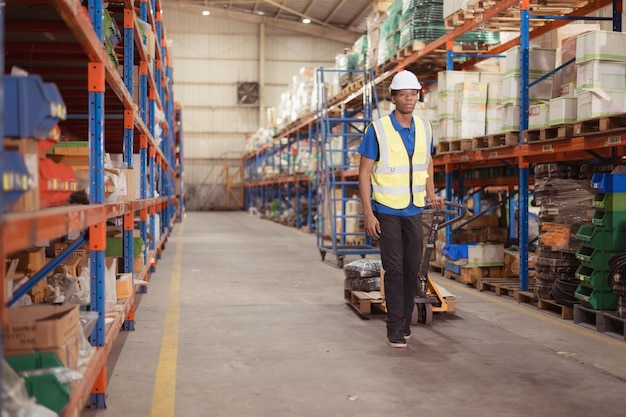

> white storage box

[
  {"left": 438, "top": 117, "right": 456, "bottom": 141},
  {"left": 559, "top": 82, "right": 576, "bottom": 98},
  {"left": 505, "top": 46, "right": 556, "bottom": 75},
  {"left": 438, "top": 70, "right": 480, "bottom": 93},
  {"left": 487, "top": 83, "right": 503, "bottom": 104},
  {"left": 467, "top": 244, "right": 505, "bottom": 267},
  {"left": 528, "top": 103, "right": 549, "bottom": 129},
  {"left": 502, "top": 103, "right": 520, "bottom": 131},
  {"left": 486, "top": 119, "right": 503, "bottom": 135},
  {"left": 486, "top": 102, "right": 503, "bottom": 121},
  {"left": 454, "top": 119, "right": 486, "bottom": 139},
  {"left": 576, "top": 60, "right": 626, "bottom": 91},
  {"left": 549, "top": 97, "right": 577, "bottom": 125},
  {"left": 502, "top": 73, "right": 553, "bottom": 104},
  {"left": 577, "top": 89, "right": 626, "bottom": 120},
  {"left": 437, "top": 91, "right": 455, "bottom": 118},
  {"left": 480, "top": 72, "right": 505, "bottom": 84},
  {"left": 443, "top": 0, "right": 475, "bottom": 19},
  {"left": 454, "top": 82, "right": 488, "bottom": 102},
  {"left": 454, "top": 101, "right": 487, "bottom": 122},
  {"left": 576, "top": 30, "right": 626, "bottom": 64}
]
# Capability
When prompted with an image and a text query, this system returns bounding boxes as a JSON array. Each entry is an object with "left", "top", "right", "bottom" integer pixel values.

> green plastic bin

[{"left": 4, "top": 352, "right": 70, "bottom": 414}]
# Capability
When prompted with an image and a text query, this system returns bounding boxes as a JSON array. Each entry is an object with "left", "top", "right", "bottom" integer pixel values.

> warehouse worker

[{"left": 358, "top": 70, "right": 443, "bottom": 348}]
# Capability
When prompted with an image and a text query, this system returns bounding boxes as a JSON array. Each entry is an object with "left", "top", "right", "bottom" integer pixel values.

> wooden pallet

[
  {"left": 477, "top": 277, "right": 535, "bottom": 297},
  {"left": 344, "top": 289, "right": 385, "bottom": 316},
  {"left": 429, "top": 261, "right": 444, "bottom": 275},
  {"left": 573, "top": 304, "right": 626, "bottom": 341},
  {"left": 573, "top": 113, "right": 626, "bottom": 136},
  {"left": 522, "top": 124, "right": 575, "bottom": 143},
  {"left": 537, "top": 298, "right": 574, "bottom": 319},
  {"left": 444, "top": 269, "right": 476, "bottom": 286},
  {"left": 515, "top": 290, "right": 538, "bottom": 304},
  {"left": 472, "top": 131, "right": 519, "bottom": 150}
]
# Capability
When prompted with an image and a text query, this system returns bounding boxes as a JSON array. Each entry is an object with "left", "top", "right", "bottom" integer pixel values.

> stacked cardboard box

[{"left": 575, "top": 31, "right": 626, "bottom": 120}]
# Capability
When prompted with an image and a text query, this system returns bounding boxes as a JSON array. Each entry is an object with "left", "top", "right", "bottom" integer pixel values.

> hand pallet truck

[{"left": 411, "top": 201, "right": 467, "bottom": 326}]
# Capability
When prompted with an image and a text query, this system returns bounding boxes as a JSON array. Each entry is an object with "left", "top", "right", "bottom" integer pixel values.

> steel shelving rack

[
  {"left": 0, "top": 0, "right": 182, "bottom": 414},
  {"left": 246, "top": 0, "right": 625, "bottom": 283},
  {"left": 243, "top": 124, "right": 317, "bottom": 231},
  {"left": 315, "top": 66, "right": 380, "bottom": 267}
]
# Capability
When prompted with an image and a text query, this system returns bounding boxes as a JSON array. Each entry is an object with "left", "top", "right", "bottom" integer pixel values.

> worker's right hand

[{"left": 364, "top": 213, "right": 381, "bottom": 239}]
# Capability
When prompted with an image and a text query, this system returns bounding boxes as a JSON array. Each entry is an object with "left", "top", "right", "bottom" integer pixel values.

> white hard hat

[{"left": 390, "top": 70, "right": 421, "bottom": 91}]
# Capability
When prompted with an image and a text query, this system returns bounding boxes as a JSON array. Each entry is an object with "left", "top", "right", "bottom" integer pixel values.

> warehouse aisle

[{"left": 85, "top": 212, "right": 626, "bottom": 417}]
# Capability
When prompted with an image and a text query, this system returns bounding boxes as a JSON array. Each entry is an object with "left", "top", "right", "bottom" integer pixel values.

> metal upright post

[
  {"left": 88, "top": 0, "right": 107, "bottom": 408},
  {"left": 149, "top": 147, "right": 156, "bottom": 272},
  {"left": 614, "top": 0, "right": 622, "bottom": 32},
  {"left": 122, "top": 5, "right": 136, "bottom": 331},
  {"left": 519, "top": 0, "right": 531, "bottom": 292}
]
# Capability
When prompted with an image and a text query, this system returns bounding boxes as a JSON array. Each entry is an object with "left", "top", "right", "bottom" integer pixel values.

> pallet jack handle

[{"left": 423, "top": 201, "right": 467, "bottom": 231}]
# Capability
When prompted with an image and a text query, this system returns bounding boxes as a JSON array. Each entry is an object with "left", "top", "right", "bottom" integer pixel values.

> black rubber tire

[{"left": 418, "top": 303, "right": 433, "bottom": 325}]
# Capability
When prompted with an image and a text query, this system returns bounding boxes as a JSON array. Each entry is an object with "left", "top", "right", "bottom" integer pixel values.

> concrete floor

[{"left": 85, "top": 212, "right": 626, "bottom": 417}]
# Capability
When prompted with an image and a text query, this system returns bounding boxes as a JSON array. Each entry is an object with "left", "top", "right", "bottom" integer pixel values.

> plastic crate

[
  {"left": 1, "top": 149, "right": 30, "bottom": 213},
  {"left": 593, "top": 192, "right": 626, "bottom": 211},
  {"left": 591, "top": 173, "right": 626, "bottom": 193},
  {"left": 3, "top": 74, "right": 66, "bottom": 139},
  {"left": 592, "top": 210, "right": 626, "bottom": 229},
  {"left": 574, "top": 283, "right": 618, "bottom": 310},
  {"left": 4, "top": 352, "right": 70, "bottom": 414},
  {"left": 575, "top": 224, "right": 626, "bottom": 248},
  {"left": 575, "top": 244, "right": 620, "bottom": 271},
  {"left": 575, "top": 264, "right": 612, "bottom": 290},
  {"left": 39, "top": 159, "right": 77, "bottom": 208}
]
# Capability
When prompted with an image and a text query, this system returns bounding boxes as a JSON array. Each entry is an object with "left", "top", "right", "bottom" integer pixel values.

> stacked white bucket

[
  {"left": 502, "top": 46, "right": 556, "bottom": 131},
  {"left": 575, "top": 30, "right": 626, "bottom": 120}
]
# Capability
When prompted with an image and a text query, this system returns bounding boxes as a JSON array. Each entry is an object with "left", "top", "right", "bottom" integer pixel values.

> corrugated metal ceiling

[{"left": 162, "top": 0, "right": 372, "bottom": 39}]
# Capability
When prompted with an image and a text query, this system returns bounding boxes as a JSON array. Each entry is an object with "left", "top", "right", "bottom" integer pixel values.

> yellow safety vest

[{"left": 370, "top": 115, "right": 432, "bottom": 209}]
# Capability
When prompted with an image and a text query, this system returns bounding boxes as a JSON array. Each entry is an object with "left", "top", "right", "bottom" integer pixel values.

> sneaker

[
  {"left": 402, "top": 319, "right": 411, "bottom": 340},
  {"left": 386, "top": 329, "right": 407, "bottom": 348}
]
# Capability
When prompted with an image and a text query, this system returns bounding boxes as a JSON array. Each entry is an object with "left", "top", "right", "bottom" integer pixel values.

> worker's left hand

[{"left": 427, "top": 196, "right": 444, "bottom": 210}]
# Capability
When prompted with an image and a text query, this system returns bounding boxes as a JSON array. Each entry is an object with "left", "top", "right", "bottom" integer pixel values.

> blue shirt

[{"left": 358, "top": 111, "right": 434, "bottom": 216}]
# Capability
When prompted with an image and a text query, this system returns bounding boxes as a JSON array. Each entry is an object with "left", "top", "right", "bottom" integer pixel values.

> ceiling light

[
  {"left": 302, "top": 18, "right": 311, "bottom": 24},
  {"left": 256, "top": 11, "right": 265, "bottom": 16},
  {"left": 202, "top": 10, "right": 210, "bottom": 16}
]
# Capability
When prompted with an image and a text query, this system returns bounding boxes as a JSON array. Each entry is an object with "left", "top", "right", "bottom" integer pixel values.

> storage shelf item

[
  {"left": 591, "top": 173, "right": 626, "bottom": 193},
  {"left": 592, "top": 210, "right": 626, "bottom": 229},
  {"left": 576, "top": 224, "right": 626, "bottom": 248},
  {"left": 593, "top": 192, "right": 626, "bottom": 211},
  {"left": 0, "top": 0, "right": 183, "bottom": 415}
]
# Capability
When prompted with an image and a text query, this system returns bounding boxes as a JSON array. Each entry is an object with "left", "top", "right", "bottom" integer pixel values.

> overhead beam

[
  {"left": 324, "top": 0, "right": 347, "bottom": 23},
  {"left": 163, "top": 2, "right": 359, "bottom": 43},
  {"left": 263, "top": 0, "right": 340, "bottom": 30},
  {"left": 347, "top": 3, "right": 372, "bottom": 30}
]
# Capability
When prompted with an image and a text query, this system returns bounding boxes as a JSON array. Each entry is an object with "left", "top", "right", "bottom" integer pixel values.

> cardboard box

[
  {"left": 134, "top": 253, "right": 145, "bottom": 273},
  {"left": 463, "top": 214, "right": 499, "bottom": 228},
  {"left": 487, "top": 227, "right": 508, "bottom": 243},
  {"left": 576, "top": 60, "right": 626, "bottom": 92},
  {"left": 529, "top": 103, "right": 549, "bottom": 129},
  {"left": 467, "top": 244, "right": 505, "bottom": 267},
  {"left": 438, "top": 70, "right": 480, "bottom": 93},
  {"left": 549, "top": 97, "right": 577, "bottom": 125},
  {"left": 577, "top": 89, "right": 626, "bottom": 120},
  {"left": 576, "top": 30, "right": 626, "bottom": 64},
  {"left": 16, "top": 247, "right": 46, "bottom": 274},
  {"left": 116, "top": 273, "right": 134, "bottom": 300},
  {"left": 505, "top": 46, "right": 556, "bottom": 75},
  {"left": 454, "top": 119, "right": 486, "bottom": 139},
  {"left": 4, "top": 304, "right": 81, "bottom": 369}
]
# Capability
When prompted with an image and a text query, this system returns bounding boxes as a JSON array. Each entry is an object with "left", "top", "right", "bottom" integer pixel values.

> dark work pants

[{"left": 375, "top": 212, "right": 424, "bottom": 331}]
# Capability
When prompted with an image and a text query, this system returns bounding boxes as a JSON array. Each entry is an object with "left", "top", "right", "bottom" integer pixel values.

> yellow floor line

[
  {"left": 446, "top": 278, "right": 626, "bottom": 351},
  {"left": 150, "top": 227, "right": 184, "bottom": 417}
]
